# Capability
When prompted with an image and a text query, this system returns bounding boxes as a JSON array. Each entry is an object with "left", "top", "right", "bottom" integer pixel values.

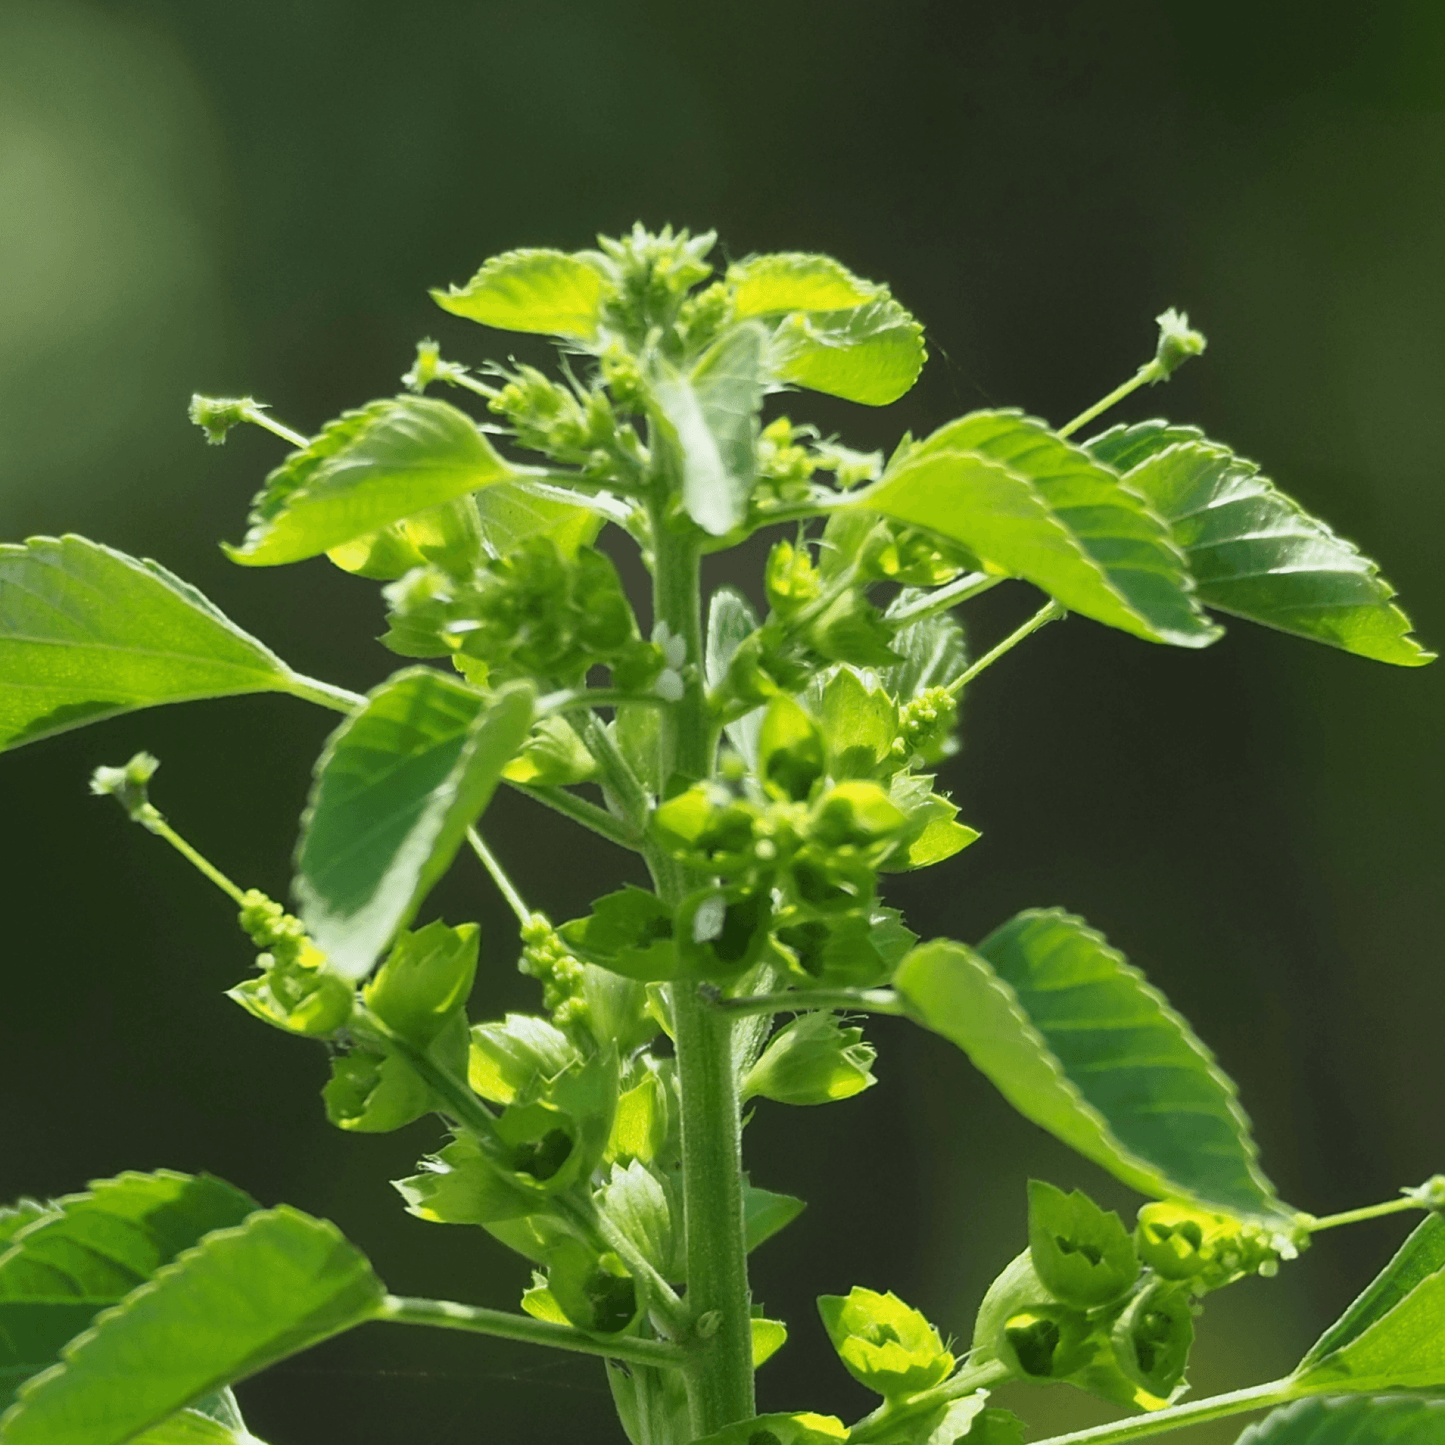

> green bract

[{"left": 1, "top": 226, "right": 1436, "bottom": 1445}]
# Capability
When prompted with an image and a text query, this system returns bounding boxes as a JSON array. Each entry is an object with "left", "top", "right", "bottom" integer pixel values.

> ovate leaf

[
  {"left": 728, "top": 253, "right": 882, "bottom": 318},
  {"left": 227, "top": 397, "right": 520, "bottom": 567},
  {"left": 769, "top": 298, "right": 925, "bottom": 406},
  {"left": 0, "top": 536, "right": 310, "bottom": 752},
  {"left": 1238, "top": 1396, "right": 1445, "bottom": 1445},
  {"left": 1293, "top": 1214, "right": 1445, "bottom": 1392},
  {"left": 0, "top": 1207, "right": 385, "bottom": 1445},
  {"left": 654, "top": 323, "right": 766, "bottom": 536},
  {"left": 1086, "top": 423, "right": 1433, "bottom": 667},
  {"left": 855, "top": 412, "right": 1219, "bottom": 647},
  {"left": 296, "top": 669, "right": 533, "bottom": 979},
  {"left": 895, "top": 910, "right": 1289, "bottom": 1221},
  {"left": 431, "top": 249, "right": 609, "bottom": 341},
  {"left": 744, "top": 1185, "right": 806, "bottom": 1252}
]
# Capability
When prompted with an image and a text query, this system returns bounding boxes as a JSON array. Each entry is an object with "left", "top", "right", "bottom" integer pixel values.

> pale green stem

[
  {"left": 1302, "top": 1193, "right": 1429, "bottom": 1232},
  {"left": 506, "top": 780, "right": 643, "bottom": 851},
  {"left": 704, "top": 986, "right": 905, "bottom": 1019},
  {"left": 134, "top": 807, "right": 247, "bottom": 906},
  {"left": 465, "top": 828, "right": 530, "bottom": 926},
  {"left": 285, "top": 674, "right": 367, "bottom": 713},
  {"left": 379, "top": 1295, "right": 688, "bottom": 1371},
  {"left": 947, "top": 600, "right": 1065, "bottom": 698},
  {"left": 570, "top": 710, "right": 651, "bottom": 826},
  {"left": 847, "top": 1360, "right": 1012, "bottom": 1445},
  {"left": 886, "top": 572, "right": 1000, "bottom": 626},
  {"left": 1028, "top": 1379, "right": 1300, "bottom": 1445},
  {"left": 242, "top": 403, "right": 310, "bottom": 450},
  {"left": 1056, "top": 359, "right": 1166, "bottom": 440}
]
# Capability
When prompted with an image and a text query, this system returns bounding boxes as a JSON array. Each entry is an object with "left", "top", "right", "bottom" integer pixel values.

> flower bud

[
  {"left": 1027, "top": 1180, "right": 1139, "bottom": 1308},
  {"left": 742, "top": 1013, "right": 876, "bottom": 1107},
  {"left": 817, "top": 1286, "right": 954, "bottom": 1399}
]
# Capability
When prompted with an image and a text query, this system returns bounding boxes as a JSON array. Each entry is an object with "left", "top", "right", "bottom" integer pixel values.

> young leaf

[
  {"left": 473, "top": 481, "right": 611, "bottom": 560},
  {"left": 1292, "top": 1214, "right": 1445, "bottom": 1392},
  {"left": 227, "top": 397, "right": 521, "bottom": 567},
  {"left": 125, "top": 1408, "right": 265, "bottom": 1445},
  {"left": 430, "top": 248, "right": 609, "bottom": 341},
  {"left": 743, "top": 1185, "right": 806, "bottom": 1253},
  {"left": 295, "top": 669, "right": 533, "bottom": 980},
  {"left": 0, "top": 536, "right": 312, "bottom": 752},
  {"left": 1236, "top": 1396, "right": 1445, "bottom": 1445},
  {"left": 853, "top": 412, "right": 1220, "bottom": 648},
  {"left": 768, "top": 297, "right": 926, "bottom": 406},
  {"left": 653, "top": 322, "right": 766, "bottom": 536},
  {"left": 894, "top": 910, "right": 1291, "bottom": 1221},
  {"left": 0, "top": 1304, "right": 106, "bottom": 1416},
  {"left": 728, "top": 253, "right": 883, "bottom": 318},
  {"left": 706, "top": 585, "right": 764, "bottom": 765},
  {"left": 1088, "top": 423, "right": 1433, "bottom": 666},
  {"left": 0, "top": 1206, "right": 385, "bottom": 1445}
]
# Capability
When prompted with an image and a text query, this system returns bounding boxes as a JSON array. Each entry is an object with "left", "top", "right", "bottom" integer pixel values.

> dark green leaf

[
  {"left": 895, "top": 911, "right": 1290, "bottom": 1221},
  {"left": 227, "top": 397, "right": 520, "bottom": 567},
  {"left": 856, "top": 412, "right": 1220, "bottom": 647},
  {"left": 430, "top": 249, "right": 609, "bottom": 341},
  {"left": 473, "top": 481, "right": 614, "bottom": 560},
  {"left": 1238, "top": 1396, "right": 1445, "bottom": 1445},
  {"left": 769, "top": 299, "right": 926, "bottom": 406},
  {"left": 0, "top": 1205, "right": 50, "bottom": 1249},
  {"left": 0, "top": 536, "right": 310, "bottom": 752},
  {"left": 1088, "top": 423, "right": 1433, "bottom": 667},
  {"left": 728, "top": 253, "right": 882, "bottom": 318},
  {"left": 654, "top": 323, "right": 765, "bottom": 536},
  {"left": 296, "top": 669, "right": 533, "bottom": 980},
  {"left": 0, "top": 1206, "right": 385, "bottom": 1445}
]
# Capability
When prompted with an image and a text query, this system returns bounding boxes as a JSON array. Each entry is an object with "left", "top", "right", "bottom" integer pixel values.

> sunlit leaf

[
  {"left": 855, "top": 412, "right": 1219, "bottom": 647},
  {"left": 0, "top": 1206, "right": 385, "bottom": 1445},
  {"left": 227, "top": 397, "right": 521, "bottom": 567},
  {"left": 769, "top": 298, "right": 925, "bottom": 406},
  {"left": 752, "top": 1316, "right": 788, "bottom": 1367},
  {"left": 1088, "top": 422, "right": 1433, "bottom": 666},
  {"left": 654, "top": 323, "right": 766, "bottom": 535},
  {"left": 744, "top": 1185, "right": 806, "bottom": 1252},
  {"left": 728, "top": 253, "right": 882, "bottom": 318},
  {"left": 895, "top": 910, "right": 1290, "bottom": 1221},
  {"left": 0, "top": 536, "right": 310, "bottom": 752},
  {"left": 430, "top": 248, "right": 609, "bottom": 341},
  {"left": 296, "top": 669, "right": 533, "bottom": 979},
  {"left": 1238, "top": 1396, "right": 1445, "bottom": 1445},
  {"left": 706, "top": 585, "right": 763, "bottom": 765}
]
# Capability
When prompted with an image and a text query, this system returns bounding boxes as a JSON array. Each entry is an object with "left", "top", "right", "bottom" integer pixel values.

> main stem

[{"left": 649, "top": 506, "right": 755, "bottom": 1435}]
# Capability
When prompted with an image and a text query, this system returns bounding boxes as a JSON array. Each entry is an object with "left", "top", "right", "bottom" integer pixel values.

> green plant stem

[
  {"left": 571, "top": 709, "right": 651, "bottom": 825},
  {"left": 705, "top": 986, "right": 905, "bottom": 1019},
  {"left": 554, "top": 1195, "right": 687, "bottom": 1326},
  {"left": 379, "top": 1294, "right": 688, "bottom": 1371},
  {"left": 134, "top": 807, "right": 246, "bottom": 906},
  {"left": 285, "top": 674, "right": 367, "bottom": 713},
  {"left": 886, "top": 572, "right": 1000, "bottom": 626},
  {"left": 1302, "top": 1194, "right": 1428, "bottom": 1232},
  {"left": 1028, "top": 1379, "right": 1300, "bottom": 1445},
  {"left": 507, "top": 780, "right": 643, "bottom": 851},
  {"left": 540, "top": 687, "right": 671, "bottom": 714},
  {"left": 243, "top": 403, "right": 310, "bottom": 449},
  {"left": 847, "top": 1360, "right": 1012, "bottom": 1445},
  {"left": 466, "top": 827, "right": 530, "bottom": 925},
  {"left": 650, "top": 505, "right": 755, "bottom": 1436},
  {"left": 946, "top": 599, "right": 1065, "bottom": 698},
  {"left": 1056, "top": 359, "right": 1165, "bottom": 440}
]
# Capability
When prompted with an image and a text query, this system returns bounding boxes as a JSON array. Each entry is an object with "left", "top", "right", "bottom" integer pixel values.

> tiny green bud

[
  {"left": 1405, "top": 1173, "right": 1445, "bottom": 1210},
  {"left": 188, "top": 393, "right": 263, "bottom": 445},
  {"left": 1108, "top": 1277, "right": 1194, "bottom": 1404},
  {"left": 817, "top": 1285, "right": 954, "bottom": 1399},
  {"left": 402, "top": 338, "right": 444, "bottom": 393},
  {"left": 1027, "top": 1179, "right": 1139, "bottom": 1308},
  {"left": 1151, "top": 308, "right": 1206, "bottom": 382},
  {"left": 741, "top": 1012, "right": 876, "bottom": 1106},
  {"left": 90, "top": 752, "right": 160, "bottom": 824}
]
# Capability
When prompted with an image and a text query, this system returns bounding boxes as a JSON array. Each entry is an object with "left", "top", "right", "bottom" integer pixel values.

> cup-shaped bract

[{"left": 817, "top": 1286, "right": 954, "bottom": 1399}]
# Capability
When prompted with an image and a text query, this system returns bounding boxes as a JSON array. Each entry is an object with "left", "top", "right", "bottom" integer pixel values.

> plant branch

[
  {"left": 1057, "top": 360, "right": 1166, "bottom": 440},
  {"left": 506, "top": 779, "right": 644, "bottom": 851},
  {"left": 846, "top": 1360, "right": 1012, "bottom": 1445},
  {"left": 886, "top": 573, "right": 1001, "bottom": 626},
  {"left": 702, "top": 986, "right": 906, "bottom": 1019},
  {"left": 1027, "top": 1379, "right": 1300, "bottom": 1445},
  {"left": 1302, "top": 1192, "right": 1433, "bottom": 1233},
  {"left": 466, "top": 827, "right": 531, "bottom": 925},
  {"left": 946, "top": 600, "right": 1065, "bottom": 698},
  {"left": 284, "top": 674, "right": 367, "bottom": 713},
  {"left": 133, "top": 808, "right": 248, "bottom": 907},
  {"left": 379, "top": 1294, "right": 689, "bottom": 1371}
]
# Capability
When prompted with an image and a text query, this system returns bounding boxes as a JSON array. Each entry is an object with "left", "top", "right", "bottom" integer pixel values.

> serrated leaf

[
  {"left": 0, "top": 1205, "right": 50, "bottom": 1249},
  {"left": 296, "top": 669, "right": 533, "bottom": 980},
  {"left": 1087, "top": 423, "right": 1433, "bottom": 667},
  {"left": 654, "top": 323, "right": 766, "bottom": 536},
  {"left": 0, "top": 536, "right": 310, "bottom": 752},
  {"left": 883, "top": 604, "right": 967, "bottom": 701},
  {"left": 855, "top": 412, "right": 1220, "bottom": 647},
  {"left": 0, "top": 1304, "right": 104, "bottom": 1416},
  {"left": 1238, "top": 1396, "right": 1445, "bottom": 1445},
  {"left": 227, "top": 397, "right": 520, "bottom": 567},
  {"left": 127, "top": 1395, "right": 267, "bottom": 1445},
  {"left": 431, "top": 249, "right": 608, "bottom": 340},
  {"left": 473, "top": 481, "right": 612, "bottom": 560},
  {"left": 895, "top": 910, "right": 1289, "bottom": 1221},
  {"left": 728, "top": 253, "right": 882, "bottom": 318},
  {"left": 769, "top": 298, "right": 925, "bottom": 406},
  {"left": 0, "top": 1206, "right": 384, "bottom": 1445}
]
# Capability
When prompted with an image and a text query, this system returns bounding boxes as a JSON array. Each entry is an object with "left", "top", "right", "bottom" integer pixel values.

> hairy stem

[
  {"left": 506, "top": 779, "right": 644, "bottom": 851},
  {"left": 886, "top": 572, "right": 1000, "bottom": 626},
  {"left": 1028, "top": 1380, "right": 1301, "bottom": 1445},
  {"left": 704, "top": 986, "right": 906, "bottom": 1019},
  {"left": 284, "top": 674, "right": 367, "bottom": 713},
  {"left": 379, "top": 1295, "right": 688, "bottom": 1370},
  {"left": 1056, "top": 359, "right": 1165, "bottom": 440}
]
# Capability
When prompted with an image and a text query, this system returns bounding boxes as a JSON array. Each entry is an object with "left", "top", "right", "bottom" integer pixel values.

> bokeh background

[{"left": 2, "top": 2, "right": 1443, "bottom": 1441}]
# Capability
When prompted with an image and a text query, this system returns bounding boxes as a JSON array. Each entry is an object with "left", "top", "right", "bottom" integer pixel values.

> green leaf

[
  {"left": 654, "top": 322, "right": 766, "bottom": 536},
  {"left": 744, "top": 1185, "right": 806, "bottom": 1253},
  {"left": 0, "top": 1204, "right": 50, "bottom": 1249},
  {"left": 728, "top": 253, "right": 882, "bottom": 318},
  {"left": 1293, "top": 1214, "right": 1445, "bottom": 1391},
  {"left": 227, "top": 397, "right": 521, "bottom": 567},
  {"left": 1086, "top": 423, "right": 1433, "bottom": 667},
  {"left": 0, "top": 1305, "right": 106, "bottom": 1417},
  {"left": 363, "top": 920, "right": 479, "bottom": 1048},
  {"left": 1027, "top": 1179, "right": 1139, "bottom": 1308},
  {"left": 1237, "top": 1396, "right": 1445, "bottom": 1445},
  {"left": 895, "top": 910, "right": 1290, "bottom": 1221},
  {"left": 322, "top": 1013, "right": 470, "bottom": 1134},
  {"left": 883, "top": 605, "right": 967, "bottom": 701},
  {"left": 691, "top": 1412, "right": 848, "bottom": 1445},
  {"left": 751, "top": 1316, "right": 788, "bottom": 1368},
  {"left": 473, "top": 481, "right": 613, "bottom": 560},
  {"left": 296, "top": 669, "right": 533, "bottom": 980},
  {"left": 430, "top": 248, "right": 609, "bottom": 341},
  {"left": 706, "top": 585, "right": 764, "bottom": 765},
  {"left": 769, "top": 298, "right": 925, "bottom": 406},
  {"left": 559, "top": 886, "right": 680, "bottom": 983},
  {"left": 125, "top": 1408, "right": 262, "bottom": 1445},
  {"left": 817, "top": 1286, "right": 953, "bottom": 1399},
  {"left": 855, "top": 412, "right": 1220, "bottom": 647},
  {"left": 0, "top": 536, "right": 311, "bottom": 752},
  {"left": 0, "top": 1206, "right": 385, "bottom": 1445}
]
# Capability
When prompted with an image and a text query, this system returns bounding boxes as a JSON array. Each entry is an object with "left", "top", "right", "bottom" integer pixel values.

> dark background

[{"left": 2, "top": 3, "right": 1442, "bottom": 1442}]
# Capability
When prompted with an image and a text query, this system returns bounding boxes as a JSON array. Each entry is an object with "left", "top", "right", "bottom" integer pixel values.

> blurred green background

[{"left": 2, "top": 2, "right": 1442, "bottom": 1441}]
